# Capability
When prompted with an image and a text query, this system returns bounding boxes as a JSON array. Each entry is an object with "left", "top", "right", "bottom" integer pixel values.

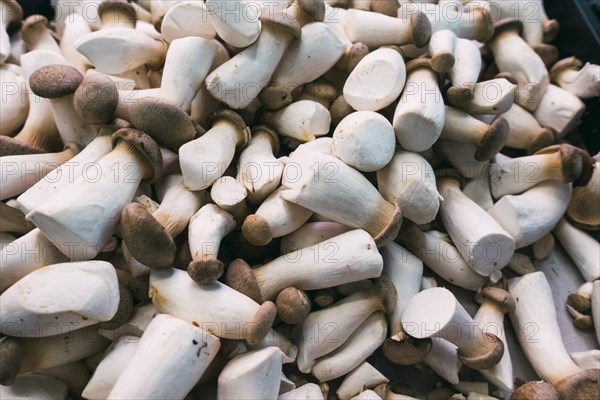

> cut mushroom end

[
  {"left": 224, "top": 258, "right": 263, "bottom": 304},
  {"left": 381, "top": 336, "right": 432, "bottom": 365},
  {"left": 187, "top": 259, "right": 225, "bottom": 285}
]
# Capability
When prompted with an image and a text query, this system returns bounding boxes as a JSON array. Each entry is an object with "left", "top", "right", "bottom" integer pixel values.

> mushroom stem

[
  {"left": 60, "top": 12, "right": 92, "bottom": 73},
  {"left": 550, "top": 58, "right": 600, "bottom": 99},
  {"left": 500, "top": 102, "right": 555, "bottom": 154},
  {"left": 108, "top": 314, "right": 220, "bottom": 400},
  {"left": 21, "top": 15, "right": 61, "bottom": 54},
  {"left": 280, "top": 221, "right": 351, "bottom": 254},
  {"left": 187, "top": 204, "right": 236, "bottom": 284},
  {"left": 458, "top": 78, "right": 516, "bottom": 115},
  {"left": 433, "top": 139, "right": 488, "bottom": 178},
  {"left": 532, "top": 84, "right": 586, "bottom": 139},
  {"left": 402, "top": 287, "right": 504, "bottom": 370},
  {"left": 571, "top": 350, "right": 600, "bottom": 371},
  {"left": 428, "top": 30, "right": 456, "bottom": 73},
  {"left": 0, "top": 65, "right": 29, "bottom": 138},
  {"left": 508, "top": 271, "right": 599, "bottom": 397},
  {"left": 247, "top": 328, "right": 298, "bottom": 364},
  {"left": 0, "top": 1, "right": 23, "bottom": 62},
  {"left": 447, "top": 38, "right": 481, "bottom": 106},
  {"left": 0, "top": 201, "right": 34, "bottom": 234},
  {"left": 204, "top": 0, "right": 261, "bottom": 48},
  {"left": 423, "top": 338, "right": 462, "bottom": 385},
  {"left": 593, "top": 281, "right": 600, "bottom": 346},
  {"left": 552, "top": 218, "right": 600, "bottom": 282},
  {"left": 337, "top": 362, "right": 389, "bottom": 400}
]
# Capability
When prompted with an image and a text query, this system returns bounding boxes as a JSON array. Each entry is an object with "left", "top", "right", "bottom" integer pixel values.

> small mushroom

[
  {"left": 281, "top": 148, "right": 402, "bottom": 246},
  {"left": 27, "top": 128, "right": 162, "bottom": 260},
  {"left": 402, "top": 287, "right": 505, "bottom": 370},
  {"left": 205, "top": 4, "right": 301, "bottom": 109},
  {"left": 532, "top": 84, "right": 586, "bottom": 138},
  {"left": 332, "top": 111, "right": 395, "bottom": 172},
  {"left": 180, "top": 110, "right": 250, "bottom": 190},
  {"left": 343, "top": 48, "right": 407, "bottom": 112},
  {"left": 393, "top": 58, "right": 445, "bottom": 152},
  {"left": 427, "top": 30, "right": 456, "bottom": 73},
  {"left": 567, "top": 153, "right": 599, "bottom": 230},
  {"left": 508, "top": 272, "right": 600, "bottom": 399},
  {"left": 149, "top": 267, "right": 277, "bottom": 344},
  {"left": 187, "top": 203, "right": 236, "bottom": 284},
  {"left": 550, "top": 57, "right": 600, "bottom": 99},
  {"left": 120, "top": 174, "right": 203, "bottom": 269},
  {"left": 436, "top": 169, "right": 515, "bottom": 276},
  {"left": 107, "top": 314, "right": 220, "bottom": 399},
  {"left": 0, "top": 0, "right": 23, "bottom": 62},
  {"left": 263, "top": 100, "right": 332, "bottom": 142},
  {"left": 552, "top": 218, "right": 600, "bottom": 282},
  {"left": 337, "top": 362, "right": 389, "bottom": 400},
  {"left": 446, "top": 37, "right": 482, "bottom": 106},
  {"left": 500, "top": 102, "right": 555, "bottom": 154}
]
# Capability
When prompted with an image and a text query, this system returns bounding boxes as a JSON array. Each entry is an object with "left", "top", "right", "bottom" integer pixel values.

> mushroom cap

[
  {"left": 435, "top": 168, "right": 466, "bottom": 190},
  {"left": 491, "top": 18, "right": 523, "bottom": 41},
  {"left": 458, "top": 332, "right": 504, "bottom": 370},
  {"left": 406, "top": 57, "right": 434, "bottom": 74},
  {"left": 377, "top": 275, "right": 398, "bottom": 314},
  {"left": 187, "top": 259, "right": 225, "bottom": 285},
  {"left": 0, "top": 337, "right": 23, "bottom": 386},
  {"left": 431, "top": 50, "right": 455, "bottom": 74},
  {"left": 259, "top": 85, "right": 294, "bottom": 110},
  {"left": 128, "top": 97, "right": 196, "bottom": 149},
  {"left": 447, "top": 85, "right": 474, "bottom": 106},
  {"left": 127, "top": 274, "right": 150, "bottom": 303},
  {"left": 371, "top": 0, "right": 400, "bottom": 17},
  {"left": 535, "top": 144, "right": 584, "bottom": 183},
  {"left": 313, "top": 288, "right": 336, "bottom": 308},
  {"left": 543, "top": 19, "right": 560, "bottom": 43},
  {"left": 246, "top": 301, "right": 278, "bottom": 344},
  {"left": 510, "top": 381, "right": 559, "bottom": 400},
  {"left": 382, "top": 336, "right": 432, "bottom": 365},
  {"left": 207, "top": 110, "right": 251, "bottom": 148},
  {"left": 555, "top": 368, "right": 600, "bottom": 400},
  {"left": 480, "top": 287, "right": 516, "bottom": 313},
  {"left": 1, "top": 0, "right": 23, "bottom": 23},
  {"left": 297, "top": 0, "right": 326, "bottom": 20},
  {"left": 97, "top": 0, "right": 137, "bottom": 26},
  {"left": 549, "top": 56, "right": 583, "bottom": 80},
  {"left": 410, "top": 11, "right": 432, "bottom": 48},
  {"left": 224, "top": 258, "right": 263, "bottom": 304},
  {"left": 29, "top": 64, "right": 83, "bottom": 99},
  {"left": 120, "top": 202, "right": 175, "bottom": 268},
  {"left": 242, "top": 214, "right": 273, "bottom": 247},
  {"left": 111, "top": 128, "right": 163, "bottom": 181},
  {"left": 532, "top": 43, "right": 559, "bottom": 67},
  {"left": 98, "top": 285, "right": 134, "bottom": 330},
  {"left": 346, "top": 42, "right": 370, "bottom": 72},
  {"left": 567, "top": 293, "right": 592, "bottom": 313},
  {"left": 260, "top": 4, "right": 302, "bottom": 39},
  {"left": 252, "top": 125, "right": 280, "bottom": 153},
  {"left": 427, "top": 387, "right": 458, "bottom": 400},
  {"left": 0, "top": 136, "right": 44, "bottom": 156},
  {"left": 527, "top": 128, "right": 556, "bottom": 155},
  {"left": 74, "top": 72, "right": 119, "bottom": 124},
  {"left": 275, "top": 287, "right": 311, "bottom": 325},
  {"left": 373, "top": 202, "right": 403, "bottom": 248},
  {"left": 474, "top": 116, "right": 509, "bottom": 161},
  {"left": 302, "top": 80, "right": 338, "bottom": 106}
]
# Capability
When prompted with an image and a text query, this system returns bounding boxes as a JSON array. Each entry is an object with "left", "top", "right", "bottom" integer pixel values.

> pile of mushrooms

[{"left": 1, "top": 0, "right": 599, "bottom": 399}]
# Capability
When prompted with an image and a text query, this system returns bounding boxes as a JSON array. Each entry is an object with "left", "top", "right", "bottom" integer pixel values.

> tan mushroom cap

[
  {"left": 74, "top": 72, "right": 119, "bottom": 124},
  {"left": 97, "top": 0, "right": 137, "bottom": 27},
  {"left": 128, "top": 98, "right": 196, "bottom": 150},
  {"left": 458, "top": 331, "right": 504, "bottom": 370},
  {"left": 431, "top": 50, "right": 455, "bottom": 75},
  {"left": 242, "top": 214, "right": 273, "bottom": 247},
  {"left": 377, "top": 276, "right": 398, "bottom": 314},
  {"left": 555, "top": 368, "right": 600, "bottom": 400},
  {"left": 2, "top": 0, "right": 23, "bottom": 23},
  {"left": 275, "top": 287, "right": 311, "bottom": 325},
  {"left": 111, "top": 127, "right": 163, "bottom": 181},
  {"left": 246, "top": 301, "right": 278, "bottom": 344},
  {"left": 187, "top": 259, "right": 225, "bottom": 285},
  {"left": 527, "top": 127, "right": 556, "bottom": 155},
  {"left": 224, "top": 258, "right": 263, "bottom": 304},
  {"left": 435, "top": 168, "right": 466, "bottom": 190},
  {"left": 0, "top": 337, "right": 22, "bottom": 385},
  {"left": 410, "top": 11, "right": 432, "bottom": 48},
  {"left": 98, "top": 285, "right": 134, "bottom": 330},
  {"left": 371, "top": 0, "right": 400, "bottom": 17},
  {"left": 510, "top": 381, "right": 559, "bottom": 400},
  {"left": 475, "top": 117, "right": 509, "bottom": 162},
  {"left": 549, "top": 56, "right": 583, "bottom": 80},
  {"left": 480, "top": 287, "right": 516, "bottom": 313},
  {"left": 0, "top": 136, "right": 44, "bottom": 156},
  {"left": 567, "top": 293, "right": 591, "bottom": 313},
  {"left": 382, "top": 336, "right": 433, "bottom": 365},
  {"left": 297, "top": 0, "right": 326, "bottom": 21},
  {"left": 120, "top": 202, "right": 175, "bottom": 269},
  {"left": 29, "top": 64, "right": 83, "bottom": 99}
]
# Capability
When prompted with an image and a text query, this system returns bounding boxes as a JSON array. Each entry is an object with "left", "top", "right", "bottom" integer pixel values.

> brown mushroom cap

[
  {"left": 127, "top": 274, "right": 150, "bottom": 303},
  {"left": 259, "top": 85, "right": 293, "bottom": 110},
  {"left": 29, "top": 64, "right": 83, "bottom": 99},
  {"left": 242, "top": 214, "right": 273, "bottom": 247},
  {"left": 410, "top": 11, "right": 432, "bottom": 48},
  {"left": 376, "top": 276, "right": 398, "bottom": 314},
  {"left": 426, "top": 386, "right": 457, "bottom": 400},
  {"left": 97, "top": 0, "right": 137, "bottom": 27},
  {"left": 491, "top": 18, "right": 523, "bottom": 42},
  {"left": 532, "top": 43, "right": 559, "bottom": 68},
  {"left": 128, "top": 98, "right": 196, "bottom": 150},
  {"left": 371, "top": 0, "right": 399, "bottom": 17},
  {"left": 187, "top": 259, "right": 225, "bottom": 285},
  {"left": 475, "top": 117, "right": 509, "bottom": 162},
  {"left": 435, "top": 168, "right": 466, "bottom": 190},
  {"left": 111, "top": 127, "right": 163, "bottom": 181},
  {"left": 535, "top": 144, "right": 583, "bottom": 183},
  {"left": 457, "top": 332, "right": 504, "bottom": 370},
  {"left": 246, "top": 301, "right": 278, "bottom": 344},
  {"left": 300, "top": 79, "right": 338, "bottom": 108},
  {"left": 346, "top": 42, "right": 370, "bottom": 72},
  {"left": 382, "top": 336, "right": 433, "bottom": 365},
  {"left": 275, "top": 287, "right": 311, "bottom": 325},
  {"left": 543, "top": 19, "right": 560, "bottom": 43},
  {"left": 297, "top": 0, "right": 325, "bottom": 21},
  {"left": 0, "top": 136, "right": 44, "bottom": 156},
  {"left": 567, "top": 293, "right": 592, "bottom": 313},
  {"left": 406, "top": 57, "right": 435, "bottom": 74},
  {"left": 98, "top": 285, "right": 134, "bottom": 330},
  {"left": 330, "top": 95, "right": 355, "bottom": 126},
  {"left": 313, "top": 288, "right": 336, "bottom": 308},
  {"left": 480, "top": 287, "right": 516, "bottom": 313},
  {"left": 431, "top": 50, "right": 455, "bottom": 74},
  {"left": 224, "top": 258, "right": 263, "bottom": 304},
  {"left": 0, "top": 336, "right": 23, "bottom": 386},
  {"left": 555, "top": 368, "right": 600, "bottom": 400},
  {"left": 510, "top": 381, "right": 559, "bottom": 400},
  {"left": 2, "top": 0, "right": 23, "bottom": 23},
  {"left": 527, "top": 128, "right": 556, "bottom": 155},
  {"left": 549, "top": 56, "right": 582, "bottom": 81},
  {"left": 447, "top": 84, "right": 474, "bottom": 106},
  {"left": 260, "top": 4, "right": 302, "bottom": 39},
  {"left": 74, "top": 73, "right": 119, "bottom": 124},
  {"left": 120, "top": 202, "right": 175, "bottom": 269}
]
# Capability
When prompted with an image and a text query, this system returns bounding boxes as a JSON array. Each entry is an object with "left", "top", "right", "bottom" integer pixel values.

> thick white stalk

[
  {"left": 553, "top": 219, "right": 600, "bottom": 282},
  {"left": 337, "top": 362, "right": 389, "bottom": 400}
]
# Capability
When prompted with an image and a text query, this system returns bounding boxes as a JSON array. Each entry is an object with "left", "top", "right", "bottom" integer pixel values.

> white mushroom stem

[
  {"left": 553, "top": 218, "right": 600, "bottom": 282},
  {"left": 487, "top": 22, "right": 549, "bottom": 111},
  {"left": 16, "top": 132, "right": 113, "bottom": 214},
  {"left": 488, "top": 182, "right": 572, "bottom": 248},
  {"left": 264, "top": 100, "right": 332, "bottom": 142},
  {"left": 381, "top": 242, "right": 423, "bottom": 339},
  {"left": 75, "top": 28, "right": 166, "bottom": 74},
  {"left": 108, "top": 314, "right": 220, "bottom": 400},
  {"left": 447, "top": 38, "right": 481, "bottom": 104},
  {"left": 21, "top": 15, "right": 61, "bottom": 54},
  {"left": 488, "top": 0, "right": 548, "bottom": 45},
  {"left": 351, "top": 390, "right": 382, "bottom": 400},
  {"left": 459, "top": 78, "right": 516, "bottom": 115},
  {"left": 0, "top": 1, "right": 22, "bottom": 62},
  {"left": 82, "top": 336, "right": 139, "bottom": 400},
  {"left": 210, "top": 176, "right": 250, "bottom": 226},
  {"left": 337, "top": 362, "right": 389, "bottom": 400},
  {"left": 159, "top": 36, "right": 217, "bottom": 112},
  {"left": 252, "top": 229, "right": 383, "bottom": 301},
  {"left": 0, "top": 261, "right": 119, "bottom": 337},
  {"left": 117, "top": 242, "right": 151, "bottom": 278},
  {"left": 160, "top": 1, "right": 216, "bottom": 43},
  {"left": 281, "top": 148, "right": 401, "bottom": 246},
  {"left": 423, "top": 337, "right": 462, "bottom": 385},
  {"left": 98, "top": 301, "right": 156, "bottom": 340},
  {"left": 0, "top": 64, "right": 29, "bottom": 136},
  {"left": 552, "top": 61, "right": 600, "bottom": 99},
  {"left": 247, "top": 328, "right": 298, "bottom": 364},
  {"left": 571, "top": 350, "right": 600, "bottom": 371},
  {"left": 279, "top": 383, "right": 324, "bottom": 400},
  {"left": 45, "top": 93, "right": 98, "bottom": 147},
  {"left": 179, "top": 114, "right": 249, "bottom": 190},
  {"left": 204, "top": 0, "right": 260, "bottom": 48},
  {"left": 205, "top": 9, "right": 299, "bottom": 109},
  {"left": 312, "top": 311, "right": 387, "bottom": 382},
  {"left": 377, "top": 150, "right": 441, "bottom": 225},
  {"left": 433, "top": 140, "right": 488, "bottom": 178},
  {"left": 0, "top": 374, "right": 69, "bottom": 399},
  {"left": 501, "top": 102, "right": 555, "bottom": 152},
  {"left": 393, "top": 61, "right": 445, "bottom": 152},
  {"left": 592, "top": 281, "right": 600, "bottom": 346},
  {"left": 149, "top": 268, "right": 275, "bottom": 343},
  {"left": 463, "top": 172, "right": 494, "bottom": 211},
  {"left": 262, "top": 22, "right": 346, "bottom": 108},
  {"left": 428, "top": 29, "right": 456, "bottom": 73},
  {"left": 398, "top": 224, "right": 488, "bottom": 291},
  {"left": 60, "top": 12, "right": 92, "bottom": 73},
  {"left": 0, "top": 145, "right": 78, "bottom": 201},
  {"left": 0, "top": 228, "right": 68, "bottom": 293},
  {"left": 236, "top": 127, "right": 284, "bottom": 204},
  {"left": 217, "top": 347, "right": 284, "bottom": 400},
  {"left": 154, "top": 174, "right": 203, "bottom": 238},
  {"left": 437, "top": 173, "right": 515, "bottom": 276},
  {"left": 532, "top": 84, "right": 586, "bottom": 138},
  {"left": 188, "top": 204, "right": 236, "bottom": 265},
  {"left": 508, "top": 272, "right": 583, "bottom": 385},
  {"left": 280, "top": 221, "right": 351, "bottom": 254}
]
